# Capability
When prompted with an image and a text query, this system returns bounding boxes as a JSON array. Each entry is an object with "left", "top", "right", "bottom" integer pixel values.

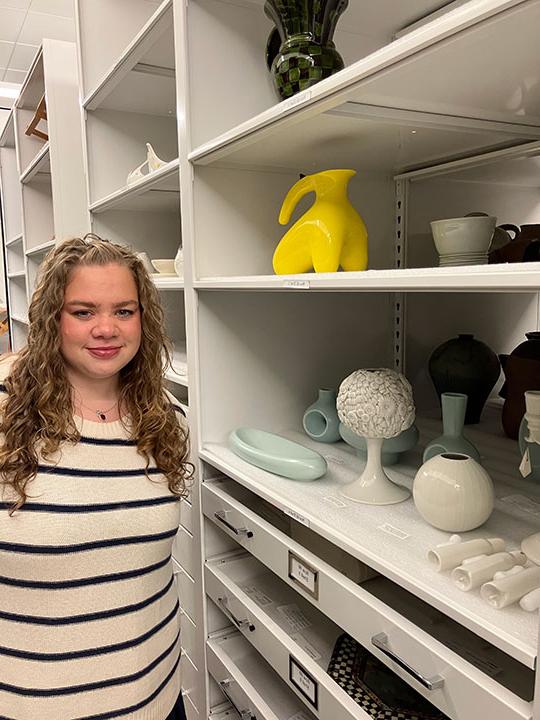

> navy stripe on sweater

[
  {"left": 0, "top": 553, "right": 172, "bottom": 589},
  {"left": 77, "top": 649, "right": 181, "bottom": 720},
  {"left": 0, "top": 574, "right": 175, "bottom": 626},
  {"left": 0, "top": 496, "right": 179, "bottom": 514},
  {"left": 0, "top": 526, "right": 178, "bottom": 555},
  {"left": 0, "top": 599, "right": 179, "bottom": 661},
  {"left": 37, "top": 465, "right": 163, "bottom": 478},
  {"left": 0, "top": 628, "right": 180, "bottom": 696}
]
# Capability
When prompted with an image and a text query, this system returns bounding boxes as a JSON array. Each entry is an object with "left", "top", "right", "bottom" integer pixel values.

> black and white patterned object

[{"left": 327, "top": 634, "right": 448, "bottom": 720}]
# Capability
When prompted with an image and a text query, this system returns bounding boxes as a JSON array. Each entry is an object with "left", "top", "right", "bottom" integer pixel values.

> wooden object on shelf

[{"left": 24, "top": 94, "right": 48, "bottom": 141}]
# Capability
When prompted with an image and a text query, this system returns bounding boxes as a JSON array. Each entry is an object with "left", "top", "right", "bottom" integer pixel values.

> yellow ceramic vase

[{"left": 273, "top": 169, "right": 368, "bottom": 274}]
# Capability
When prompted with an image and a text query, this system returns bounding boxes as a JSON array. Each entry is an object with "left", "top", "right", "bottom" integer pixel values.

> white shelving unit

[
  {"left": 71, "top": 0, "right": 540, "bottom": 719},
  {"left": 0, "top": 39, "right": 90, "bottom": 351}
]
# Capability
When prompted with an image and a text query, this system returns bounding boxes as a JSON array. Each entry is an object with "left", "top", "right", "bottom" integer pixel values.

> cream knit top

[{"left": 0, "top": 364, "right": 187, "bottom": 720}]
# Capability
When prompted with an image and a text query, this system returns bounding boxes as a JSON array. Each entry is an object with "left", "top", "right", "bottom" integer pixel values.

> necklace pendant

[{"left": 97, "top": 411, "right": 107, "bottom": 422}]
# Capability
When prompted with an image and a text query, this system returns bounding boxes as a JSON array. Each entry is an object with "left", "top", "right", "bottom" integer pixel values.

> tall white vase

[{"left": 341, "top": 436, "right": 410, "bottom": 505}]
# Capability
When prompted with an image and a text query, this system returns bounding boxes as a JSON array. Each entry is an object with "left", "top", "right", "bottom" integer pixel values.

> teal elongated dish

[{"left": 229, "top": 427, "right": 327, "bottom": 481}]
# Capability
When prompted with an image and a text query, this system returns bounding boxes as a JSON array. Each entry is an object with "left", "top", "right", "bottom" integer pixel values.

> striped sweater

[{"left": 0, "top": 367, "right": 187, "bottom": 720}]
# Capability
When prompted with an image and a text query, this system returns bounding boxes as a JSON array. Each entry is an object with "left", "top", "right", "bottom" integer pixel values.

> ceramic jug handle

[{"left": 499, "top": 224, "right": 521, "bottom": 241}]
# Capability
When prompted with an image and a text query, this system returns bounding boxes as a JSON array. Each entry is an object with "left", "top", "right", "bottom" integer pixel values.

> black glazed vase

[
  {"left": 264, "top": 0, "right": 348, "bottom": 101},
  {"left": 428, "top": 334, "right": 500, "bottom": 424}
]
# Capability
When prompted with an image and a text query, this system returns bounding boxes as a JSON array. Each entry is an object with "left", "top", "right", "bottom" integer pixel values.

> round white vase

[{"left": 413, "top": 452, "right": 494, "bottom": 532}]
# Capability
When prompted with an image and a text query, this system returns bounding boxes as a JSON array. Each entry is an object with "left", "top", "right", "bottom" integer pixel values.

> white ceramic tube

[
  {"left": 520, "top": 587, "right": 540, "bottom": 612},
  {"left": 452, "top": 551, "right": 527, "bottom": 591},
  {"left": 481, "top": 566, "right": 540, "bottom": 609},
  {"left": 428, "top": 537, "right": 506, "bottom": 572}
]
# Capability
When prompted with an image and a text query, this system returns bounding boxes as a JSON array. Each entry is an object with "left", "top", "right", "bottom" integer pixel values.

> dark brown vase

[
  {"left": 500, "top": 332, "right": 540, "bottom": 438},
  {"left": 429, "top": 334, "right": 500, "bottom": 424}
]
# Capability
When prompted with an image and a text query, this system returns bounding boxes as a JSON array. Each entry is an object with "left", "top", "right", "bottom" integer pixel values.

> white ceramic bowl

[
  {"left": 151, "top": 259, "right": 176, "bottom": 274},
  {"left": 430, "top": 216, "right": 496, "bottom": 255}
]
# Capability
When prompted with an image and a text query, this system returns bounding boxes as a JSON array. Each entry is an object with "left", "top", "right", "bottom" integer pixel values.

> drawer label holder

[
  {"left": 288, "top": 551, "right": 319, "bottom": 600},
  {"left": 289, "top": 655, "right": 318, "bottom": 709}
]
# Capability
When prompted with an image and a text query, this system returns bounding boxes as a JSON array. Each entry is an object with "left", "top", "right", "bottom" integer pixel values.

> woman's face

[{"left": 59, "top": 263, "right": 142, "bottom": 384}]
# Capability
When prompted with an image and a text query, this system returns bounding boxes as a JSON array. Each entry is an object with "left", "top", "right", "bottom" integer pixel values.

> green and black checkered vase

[{"left": 264, "top": 0, "right": 348, "bottom": 101}]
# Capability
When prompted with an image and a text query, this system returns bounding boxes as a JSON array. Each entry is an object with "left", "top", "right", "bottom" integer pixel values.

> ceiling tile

[
  {"left": 4, "top": 67, "right": 26, "bottom": 82},
  {"left": 10, "top": 41, "right": 38, "bottom": 69},
  {"left": 0, "top": 8, "right": 26, "bottom": 42},
  {"left": 18, "top": 10, "right": 74, "bottom": 44},
  {"left": 30, "top": 0, "right": 74, "bottom": 17},
  {"left": 0, "top": 41, "right": 14, "bottom": 66},
  {"left": 0, "top": 68, "right": 6, "bottom": 83}
]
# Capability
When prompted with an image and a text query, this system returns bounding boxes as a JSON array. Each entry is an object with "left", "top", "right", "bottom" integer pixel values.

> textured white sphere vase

[
  {"left": 337, "top": 368, "right": 415, "bottom": 505},
  {"left": 413, "top": 452, "right": 494, "bottom": 531}
]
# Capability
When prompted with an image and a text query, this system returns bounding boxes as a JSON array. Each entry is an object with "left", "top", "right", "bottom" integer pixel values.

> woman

[{"left": 0, "top": 235, "right": 191, "bottom": 720}]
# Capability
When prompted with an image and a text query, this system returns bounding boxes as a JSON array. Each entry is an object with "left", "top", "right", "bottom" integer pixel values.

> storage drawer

[
  {"left": 181, "top": 652, "right": 198, "bottom": 704},
  {"left": 173, "top": 524, "right": 195, "bottom": 578},
  {"left": 181, "top": 498, "right": 194, "bottom": 534},
  {"left": 206, "top": 553, "right": 366, "bottom": 719},
  {"left": 183, "top": 694, "right": 199, "bottom": 720},
  {"left": 181, "top": 607, "right": 198, "bottom": 667},
  {"left": 173, "top": 557, "right": 197, "bottom": 622},
  {"left": 202, "top": 480, "right": 531, "bottom": 720},
  {"left": 207, "top": 631, "right": 316, "bottom": 720}
]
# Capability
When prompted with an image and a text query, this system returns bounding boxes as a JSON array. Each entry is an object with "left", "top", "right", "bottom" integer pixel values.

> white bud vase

[{"left": 413, "top": 452, "right": 494, "bottom": 532}]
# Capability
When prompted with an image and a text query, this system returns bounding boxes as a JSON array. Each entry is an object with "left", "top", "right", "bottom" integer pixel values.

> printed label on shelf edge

[
  {"left": 291, "top": 632, "right": 322, "bottom": 661},
  {"left": 283, "top": 279, "right": 310, "bottom": 289},
  {"left": 288, "top": 552, "right": 319, "bottom": 599},
  {"left": 324, "top": 454, "right": 346, "bottom": 465},
  {"left": 284, "top": 507, "right": 310, "bottom": 527},
  {"left": 277, "top": 603, "right": 312, "bottom": 632},
  {"left": 377, "top": 522, "right": 410, "bottom": 540},
  {"left": 289, "top": 656, "right": 318, "bottom": 708}
]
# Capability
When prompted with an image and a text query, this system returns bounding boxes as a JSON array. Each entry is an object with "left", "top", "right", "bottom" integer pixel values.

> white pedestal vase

[{"left": 341, "top": 436, "right": 410, "bottom": 504}]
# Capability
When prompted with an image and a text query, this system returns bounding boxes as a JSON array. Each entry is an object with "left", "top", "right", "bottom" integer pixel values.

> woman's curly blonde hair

[{"left": 0, "top": 234, "right": 192, "bottom": 514}]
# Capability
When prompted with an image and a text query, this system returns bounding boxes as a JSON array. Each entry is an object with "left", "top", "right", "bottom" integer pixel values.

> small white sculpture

[
  {"left": 337, "top": 368, "right": 414, "bottom": 504},
  {"left": 481, "top": 565, "right": 540, "bottom": 610},
  {"left": 127, "top": 143, "right": 167, "bottom": 186},
  {"left": 427, "top": 535, "right": 506, "bottom": 572},
  {"left": 452, "top": 551, "right": 527, "bottom": 591}
]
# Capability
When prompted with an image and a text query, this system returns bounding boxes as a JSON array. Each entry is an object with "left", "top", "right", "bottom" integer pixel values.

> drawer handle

[
  {"left": 371, "top": 633, "right": 444, "bottom": 691},
  {"left": 219, "top": 678, "right": 256, "bottom": 720},
  {"left": 214, "top": 510, "right": 254, "bottom": 538},
  {"left": 218, "top": 596, "right": 255, "bottom": 632}
]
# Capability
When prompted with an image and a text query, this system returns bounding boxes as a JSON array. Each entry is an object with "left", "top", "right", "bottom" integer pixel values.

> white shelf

[
  {"left": 10, "top": 313, "right": 28, "bottom": 325},
  {"left": 25, "top": 239, "right": 56, "bottom": 256},
  {"left": 83, "top": 0, "right": 174, "bottom": 114},
  {"left": 152, "top": 275, "right": 184, "bottom": 290},
  {"left": 89, "top": 158, "right": 179, "bottom": 213},
  {"left": 6, "top": 234, "right": 23, "bottom": 247},
  {"left": 20, "top": 142, "right": 50, "bottom": 184},
  {"left": 164, "top": 343, "right": 188, "bottom": 387},
  {"left": 7, "top": 270, "right": 26, "bottom": 279},
  {"left": 201, "top": 408, "right": 540, "bottom": 669},
  {"left": 189, "top": 0, "right": 540, "bottom": 169},
  {"left": 194, "top": 263, "right": 540, "bottom": 293}
]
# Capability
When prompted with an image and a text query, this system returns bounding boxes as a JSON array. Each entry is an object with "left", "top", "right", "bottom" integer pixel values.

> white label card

[
  {"left": 241, "top": 584, "right": 273, "bottom": 607},
  {"left": 277, "top": 604, "right": 312, "bottom": 632},
  {"left": 283, "top": 279, "right": 310, "bottom": 289},
  {"left": 520, "top": 448, "right": 532, "bottom": 478},
  {"left": 378, "top": 523, "right": 410, "bottom": 540},
  {"left": 288, "top": 552, "right": 318, "bottom": 599},
  {"left": 289, "top": 656, "right": 318, "bottom": 707},
  {"left": 322, "top": 494, "right": 347, "bottom": 508},
  {"left": 284, "top": 507, "right": 310, "bottom": 527},
  {"left": 291, "top": 632, "right": 322, "bottom": 661}
]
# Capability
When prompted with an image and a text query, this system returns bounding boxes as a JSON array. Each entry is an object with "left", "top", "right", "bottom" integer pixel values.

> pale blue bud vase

[
  {"left": 423, "top": 392, "right": 481, "bottom": 463},
  {"left": 303, "top": 388, "right": 341, "bottom": 443}
]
